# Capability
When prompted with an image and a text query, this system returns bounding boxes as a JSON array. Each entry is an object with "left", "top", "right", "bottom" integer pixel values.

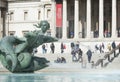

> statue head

[{"left": 40, "top": 21, "right": 50, "bottom": 33}]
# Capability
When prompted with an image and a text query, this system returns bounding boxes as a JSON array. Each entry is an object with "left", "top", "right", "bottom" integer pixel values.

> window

[
  {"left": 38, "top": 11, "right": 41, "bottom": 20},
  {"left": 47, "top": 9, "right": 51, "bottom": 19},
  {"left": 24, "top": 11, "right": 28, "bottom": 20}
]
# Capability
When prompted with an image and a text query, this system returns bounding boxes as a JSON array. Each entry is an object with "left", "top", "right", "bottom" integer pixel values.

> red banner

[{"left": 56, "top": 4, "right": 62, "bottom": 27}]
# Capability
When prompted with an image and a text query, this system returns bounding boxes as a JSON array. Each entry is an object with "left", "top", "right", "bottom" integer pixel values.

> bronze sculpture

[{"left": 0, "top": 21, "right": 58, "bottom": 73}]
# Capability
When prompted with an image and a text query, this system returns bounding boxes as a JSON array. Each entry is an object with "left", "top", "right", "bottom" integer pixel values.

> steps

[{"left": 105, "top": 54, "right": 120, "bottom": 69}]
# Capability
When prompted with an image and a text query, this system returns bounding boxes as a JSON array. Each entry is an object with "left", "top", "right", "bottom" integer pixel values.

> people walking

[
  {"left": 71, "top": 48, "right": 77, "bottom": 62},
  {"left": 70, "top": 42, "right": 75, "bottom": 49},
  {"left": 107, "top": 43, "right": 111, "bottom": 51},
  {"left": 50, "top": 42, "right": 55, "bottom": 53},
  {"left": 99, "top": 45, "right": 102, "bottom": 53},
  {"left": 111, "top": 41, "right": 116, "bottom": 49},
  {"left": 61, "top": 43, "right": 64, "bottom": 53},
  {"left": 86, "top": 49, "right": 92, "bottom": 63},
  {"left": 77, "top": 48, "right": 83, "bottom": 62},
  {"left": 111, "top": 41, "right": 116, "bottom": 57},
  {"left": 42, "top": 44, "right": 46, "bottom": 54}
]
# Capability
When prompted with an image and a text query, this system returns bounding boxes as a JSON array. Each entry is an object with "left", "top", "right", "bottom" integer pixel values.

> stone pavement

[
  {"left": 0, "top": 50, "right": 120, "bottom": 73},
  {"left": 0, "top": 41, "right": 120, "bottom": 73},
  {"left": 35, "top": 51, "right": 120, "bottom": 73}
]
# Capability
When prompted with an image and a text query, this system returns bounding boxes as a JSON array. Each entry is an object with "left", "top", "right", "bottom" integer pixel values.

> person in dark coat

[
  {"left": 71, "top": 49, "right": 77, "bottom": 62},
  {"left": 71, "top": 42, "right": 75, "bottom": 49},
  {"left": 77, "top": 48, "right": 83, "bottom": 62},
  {"left": 42, "top": 44, "right": 46, "bottom": 54},
  {"left": 111, "top": 41, "right": 116, "bottom": 57},
  {"left": 86, "top": 49, "right": 92, "bottom": 63},
  {"left": 61, "top": 43, "right": 64, "bottom": 53},
  {"left": 50, "top": 42, "right": 55, "bottom": 53},
  {"left": 112, "top": 41, "right": 116, "bottom": 49}
]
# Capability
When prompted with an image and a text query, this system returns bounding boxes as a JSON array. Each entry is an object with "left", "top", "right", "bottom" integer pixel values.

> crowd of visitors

[{"left": 38, "top": 41, "right": 118, "bottom": 68}]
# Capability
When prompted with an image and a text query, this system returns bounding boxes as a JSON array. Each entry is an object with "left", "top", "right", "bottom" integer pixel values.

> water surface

[{"left": 0, "top": 72, "right": 120, "bottom": 82}]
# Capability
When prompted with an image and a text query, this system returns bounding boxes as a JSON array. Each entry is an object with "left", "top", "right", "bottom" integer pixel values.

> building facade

[
  {"left": 0, "top": 0, "right": 7, "bottom": 37},
  {"left": 5, "top": 0, "right": 120, "bottom": 41},
  {"left": 7, "top": 0, "right": 55, "bottom": 37}
]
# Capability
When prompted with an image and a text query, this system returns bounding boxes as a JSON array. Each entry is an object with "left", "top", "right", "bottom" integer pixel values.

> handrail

[{"left": 94, "top": 44, "right": 120, "bottom": 68}]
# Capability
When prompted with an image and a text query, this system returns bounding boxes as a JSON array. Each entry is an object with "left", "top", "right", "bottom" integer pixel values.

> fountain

[{"left": 0, "top": 20, "right": 58, "bottom": 73}]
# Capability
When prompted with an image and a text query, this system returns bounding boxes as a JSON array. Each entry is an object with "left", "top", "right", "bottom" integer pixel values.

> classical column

[
  {"left": 0, "top": 9, "right": 2, "bottom": 37},
  {"left": 0, "top": 9, "right": 1, "bottom": 28},
  {"left": 51, "top": 0, "right": 56, "bottom": 37},
  {"left": 74, "top": 0, "right": 79, "bottom": 39},
  {"left": 99, "top": 0, "right": 104, "bottom": 38},
  {"left": 41, "top": 4, "right": 45, "bottom": 20},
  {"left": 86, "top": 0, "right": 91, "bottom": 38},
  {"left": 2, "top": 10, "right": 6, "bottom": 37},
  {"left": 112, "top": 0, "right": 117, "bottom": 38},
  {"left": 62, "top": 0, "right": 67, "bottom": 39}
]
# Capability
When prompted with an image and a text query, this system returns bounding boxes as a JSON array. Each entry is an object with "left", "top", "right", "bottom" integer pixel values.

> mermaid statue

[{"left": 0, "top": 20, "right": 58, "bottom": 73}]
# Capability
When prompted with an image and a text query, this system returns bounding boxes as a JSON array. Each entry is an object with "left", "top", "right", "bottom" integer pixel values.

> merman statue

[{"left": 0, "top": 20, "right": 58, "bottom": 73}]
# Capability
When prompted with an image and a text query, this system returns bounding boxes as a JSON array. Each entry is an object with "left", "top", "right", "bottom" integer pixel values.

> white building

[
  {"left": 3, "top": 0, "right": 120, "bottom": 42},
  {"left": 7, "top": 0, "right": 54, "bottom": 37}
]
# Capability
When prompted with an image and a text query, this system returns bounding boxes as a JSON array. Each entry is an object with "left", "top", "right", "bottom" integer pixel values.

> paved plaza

[
  {"left": 0, "top": 41, "right": 120, "bottom": 73},
  {"left": 34, "top": 41, "right": 120, "bottom": 73}
]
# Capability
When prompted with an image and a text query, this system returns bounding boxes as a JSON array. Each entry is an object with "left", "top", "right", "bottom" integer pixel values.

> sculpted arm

[{"left": 43, "top": 36, "right": 58, "bottom": 43}]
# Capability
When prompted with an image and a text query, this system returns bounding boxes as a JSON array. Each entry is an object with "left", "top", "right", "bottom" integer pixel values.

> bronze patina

[{"left": 0, "top": 21, "right": 58, "bottom": 73}]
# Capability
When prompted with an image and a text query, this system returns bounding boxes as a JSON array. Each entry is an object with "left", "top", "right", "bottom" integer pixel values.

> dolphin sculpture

[{"left": 0, "top": 20, "right": 58, "bottom": 73}]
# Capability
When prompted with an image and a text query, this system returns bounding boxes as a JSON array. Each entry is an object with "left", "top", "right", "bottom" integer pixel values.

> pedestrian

[
  {"left": 74, "top": 44, "right": 79, "bottom": 53},
  {"left": 107, "top": 43, "right": 111, "bottom": 51},
  {"left": 77, "top": 48, "right": 83, "bottom": 62},
  {"left": 101, "top": 43, "right": 105, "bottom": 53},
  {"left": 61, "top": 43, "right": 64, "bottom": 53},
  {"left": 111, "top": 41, "right": 116, "bottom": 57},
  {"left": 86, "top": 49, "right": 92, "bottom": 63},
  {"left": 45, "top": 43, "right": 48, "bottom": 53},
  {"left": 99, "top": 45, "right": 102, "bottom": 53},
  {"left": 42, "top": 44, "right": 46, "bottom": 54},
  {"left": 50, "top": 42, "right": 55, "bottom": 53},
  {"left": 111, "top": 41, "right": 116, "bottom": 49},
  {"left": 95, "top": 44, "right": 99, "bottom": 50},
  {"left": 102, "top": 43, "right": 105, "bottom": 49},
  {"left": 70, "top": 42, "right": 75, "bottom": 49},
  {"left": 71, "top": 49, "right": 77, "bottom": 62}
]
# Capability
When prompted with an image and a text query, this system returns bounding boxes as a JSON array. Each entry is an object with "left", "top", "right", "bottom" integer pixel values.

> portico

[
  {"left": 0, "top": 0, "right": 7, "bottom": 37},
  {"left": 55, "top": 0, "right": 120, "bottom": 40}
]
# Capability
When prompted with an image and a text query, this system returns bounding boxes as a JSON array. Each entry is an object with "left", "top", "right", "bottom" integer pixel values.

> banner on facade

[{"left": 56, "top": 4, "right": 62, "bottom": 28}]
